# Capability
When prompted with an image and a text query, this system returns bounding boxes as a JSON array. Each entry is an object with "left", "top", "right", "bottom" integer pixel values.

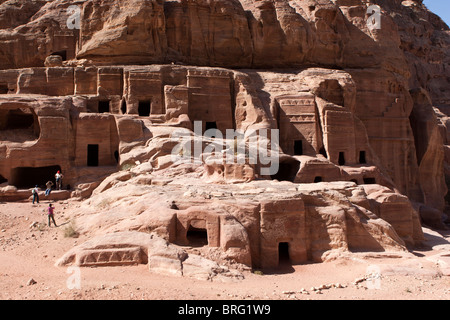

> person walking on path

[
  {"left": 47, "top": 203, "right": 57, "bottom": 227},
  {"left": 45, "top": 181, "right": 54, "bottom": 196},
  {"left": 32, "top": 185, "right": 39, "bottom": 204}
]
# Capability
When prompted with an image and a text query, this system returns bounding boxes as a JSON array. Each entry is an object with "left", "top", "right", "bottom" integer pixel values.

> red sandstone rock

[{"left": 0, "top": 0, "right": 448, "bottom": 273}]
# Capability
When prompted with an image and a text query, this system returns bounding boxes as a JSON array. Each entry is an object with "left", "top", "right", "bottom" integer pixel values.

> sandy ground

[{"left": 0, "top": 200, "right": 449, "bottom": 301}]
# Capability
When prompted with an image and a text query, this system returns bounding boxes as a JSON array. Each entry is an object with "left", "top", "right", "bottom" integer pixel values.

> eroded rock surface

[{"left": 0, "top": 0, "right": 449, "bottom": 274}]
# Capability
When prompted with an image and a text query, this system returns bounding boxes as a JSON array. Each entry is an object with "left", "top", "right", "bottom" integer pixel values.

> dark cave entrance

[
  {"left": 0, "top": 108, "right": 40, "bottom": 142},
  {"left": 359, "top": 151, "right": 367, "bottom": 164},
  {"left": 87, "top": 144, "right": 99, "bottom": 167},
  {"left": 204, "top": 121, "right": 218, "bottom": 137},
  {"left": 363, "top": 177, "right": 377, "bottom": 184},
  {"left": 186, "top": 225, "right": 208, "bottom": 247},
  {"left": 294, "top": 140, "right": 303, "bottom": 156},
  {"left": 0, "top": 83, "right": 8, "bottom": 94},
  {"left": 98, "top": 100, "right": 111, "bottom": 114},
  {"left": 0, "top": 109, "right": 37, "bottom": 130},
  {"left": 10, "top": 165, "right": 61, "bottom": 189},
  {"left": 51, "top": 50, "right": 67, "bottom": 61},
  {"left": 138, "top": 100, "right": 151, "bottom": 117},
  {"left": 338, "top": 152, "right": 346, "bottom": 166},
  {"left": 278, "top": 242, "right": 291, "bottom": 265},
  {"left": 205, "top": 122, "right": 218, "bottom": 131},
  {"left": 271, "top": 158, "right": 300, "bottom": 182}
]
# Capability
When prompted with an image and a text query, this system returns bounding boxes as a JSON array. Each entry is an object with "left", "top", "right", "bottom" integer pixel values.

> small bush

[
  {"left": 97, "top": 198, "right": 111, "bottom": 209},
  {"left": 120, "top": 163, "right": 136, "bottom": 171},
  {"left": 63, "top": 221, "right": 79, "bottom": 238}
]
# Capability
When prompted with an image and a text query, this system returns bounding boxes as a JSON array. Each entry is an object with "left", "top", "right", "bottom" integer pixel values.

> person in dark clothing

[
  {"left": 170, "top": 201, "right": 179, "bottom": 210},
  {"left": 32, "top": 185, "right": 39, "bottom": 204}
]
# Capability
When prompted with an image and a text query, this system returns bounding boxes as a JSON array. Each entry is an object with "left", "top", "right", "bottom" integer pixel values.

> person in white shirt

[{"left": 55, "top": 171, "right": 63, "bottom": 190}]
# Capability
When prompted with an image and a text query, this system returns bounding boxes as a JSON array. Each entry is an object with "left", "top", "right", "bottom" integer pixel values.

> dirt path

[{"left": 0, "top": 201, "right": 449, "bottom": 300}]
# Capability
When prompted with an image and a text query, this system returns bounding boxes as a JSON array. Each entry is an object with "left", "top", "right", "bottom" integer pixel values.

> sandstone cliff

[{"left": 0, "top": 0, "right": 449, "bottom": 271}]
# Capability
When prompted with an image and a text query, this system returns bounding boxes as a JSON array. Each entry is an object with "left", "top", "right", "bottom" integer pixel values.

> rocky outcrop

[
  {"left": 0, "top": 0, "right": 449, "bottom": 274},
  {"left": 0, "top": 0, "right": 445, "bottom": 72},
  {"left": 56, "top": 231, "right": 244, "bottom": 282},
  {"left": 60, "top": 162, "right": 422, "bottom": 270}
]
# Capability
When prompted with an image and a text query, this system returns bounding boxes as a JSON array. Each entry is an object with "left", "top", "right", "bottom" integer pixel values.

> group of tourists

[
  {"left": 31, "top": 170, "right": 63, "bottom": 227},
  {"left": 31, "top": 170, "right": 64, "bottom": 204},
  {"left": 44, "top": 171, "right": 63, "bottom": 196}
]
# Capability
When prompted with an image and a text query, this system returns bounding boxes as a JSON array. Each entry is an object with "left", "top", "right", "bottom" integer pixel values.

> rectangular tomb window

[
  {"left": 205, "top": 121, "right": 218, "bottom": 131},
  {"left": 338, "top": 152, "right": 346, "bottom": 166},
  {"left": 0, "top": 84, "right": 8, "bottom": 94},
  {"left": 204, "top": 122, "right": 218, "bottom": 138},
  {"left": 319, "top": 147, "right": 328, "bottom": 159},
  {"left": 138, "top": 100, "right": 151, "bottom": 117},
  {"left": 98, "top": 101, "right": 110, "bottom": 114},
  {"left": 87, "top": 144, "right": 99, "bottom": 167},
  {"left": 278, "top": 242, "right": 291, "bottom": 265},
  {"left": 294, "top": 140, "right": 303, "bottom": 156},
  {"left": 359, "top": 151, "right": 367, "bottom": 164}
]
